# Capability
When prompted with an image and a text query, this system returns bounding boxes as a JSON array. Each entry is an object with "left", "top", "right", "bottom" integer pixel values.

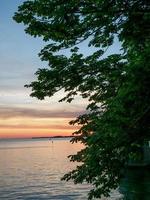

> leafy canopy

[{"left": 14, "top": 0, "right": 150, "bottom": 199}]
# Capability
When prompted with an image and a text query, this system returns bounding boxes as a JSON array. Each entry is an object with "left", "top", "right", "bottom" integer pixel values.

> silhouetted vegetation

[{"left": 14, "top": 0, "right": 150, "bottom": 199}]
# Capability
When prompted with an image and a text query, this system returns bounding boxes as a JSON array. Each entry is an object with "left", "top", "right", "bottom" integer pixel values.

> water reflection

[
  {"left": 0, "top": 139, "right": 90, "bottom": 200},
  {"left": 0, "top": 138, "right": 149, "bottom": 199},
  {"left": 119, "top": 168, "right": 150, "bottom": 200}
]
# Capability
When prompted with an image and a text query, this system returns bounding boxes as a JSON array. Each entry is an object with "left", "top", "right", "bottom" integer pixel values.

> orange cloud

[
  {"left": 0, "top": 102, "right": 84, "bottom": 139},
  {"left": 0, "top": 116, "right": 80, "bottom": 139}
]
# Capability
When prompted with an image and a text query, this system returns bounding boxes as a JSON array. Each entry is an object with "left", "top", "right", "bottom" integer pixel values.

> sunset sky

[{"left": 0, "top": 0, "right": 121, "bottom": 139}]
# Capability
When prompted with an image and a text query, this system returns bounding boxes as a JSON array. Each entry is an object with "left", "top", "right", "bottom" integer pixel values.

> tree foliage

[{"left": 14, "top": 0, "right": 150, "bottom": 199}]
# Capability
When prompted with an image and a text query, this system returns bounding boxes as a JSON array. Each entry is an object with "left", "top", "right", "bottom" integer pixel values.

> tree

[{"left": 13, "top": 0, "right": 150, "bottom": 199}]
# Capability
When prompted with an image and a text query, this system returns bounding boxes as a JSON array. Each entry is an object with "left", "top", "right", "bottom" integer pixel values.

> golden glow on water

[{"left": 0, "top": 139, "right": 90, "bottom": 200}]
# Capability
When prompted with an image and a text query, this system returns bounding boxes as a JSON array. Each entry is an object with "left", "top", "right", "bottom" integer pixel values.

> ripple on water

[{"left": 0, "top": 139, "right": 123, "bottom": 200}]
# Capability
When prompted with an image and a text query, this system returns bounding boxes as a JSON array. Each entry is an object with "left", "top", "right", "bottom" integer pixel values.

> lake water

[{"left": 0, "top": 138, "right": 149, "bottom": 200}]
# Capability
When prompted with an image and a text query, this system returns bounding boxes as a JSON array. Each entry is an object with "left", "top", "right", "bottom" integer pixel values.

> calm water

[
  {"left": 0, "top": 138, "right": 149, "bottom": 200},
  {"left": 0, "top": 138, "right": 90, "bottom": 200}
]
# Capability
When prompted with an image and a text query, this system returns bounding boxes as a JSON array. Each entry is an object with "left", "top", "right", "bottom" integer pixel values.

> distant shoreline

[
  {"left": 31, "top": 136, "right": 74, "bottom": 139},
  {"left": 0, "top": 136, "right": 74, "bottom": 140}
]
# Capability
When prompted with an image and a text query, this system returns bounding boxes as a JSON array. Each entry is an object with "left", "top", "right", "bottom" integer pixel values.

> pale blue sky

[
  {"left": 0, "top": 0, "right": 122, "bottom": 138},
  {"left": 0, "top": 0, "right": 88, "bottom": 138},
  {"left": 0, "top": 0, "right": 43, "bottom": 93}
]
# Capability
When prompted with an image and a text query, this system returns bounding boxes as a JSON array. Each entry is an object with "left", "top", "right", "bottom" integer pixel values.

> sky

[{"left": 0, "top": 0, "right": 121, "bottom": 139}]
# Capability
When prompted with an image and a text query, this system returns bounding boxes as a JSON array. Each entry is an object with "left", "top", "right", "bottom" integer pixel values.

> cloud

[
  {"left": 0, "top": 106, "right": 85, "bottom": 119},
  {"left": 0, "top": 124, "right": 78, "bottom": 130}
]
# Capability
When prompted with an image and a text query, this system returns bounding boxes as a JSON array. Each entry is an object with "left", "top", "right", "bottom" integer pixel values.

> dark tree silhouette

[{"left": 14, "top": 0, "right": 150, "bottom": 199}]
